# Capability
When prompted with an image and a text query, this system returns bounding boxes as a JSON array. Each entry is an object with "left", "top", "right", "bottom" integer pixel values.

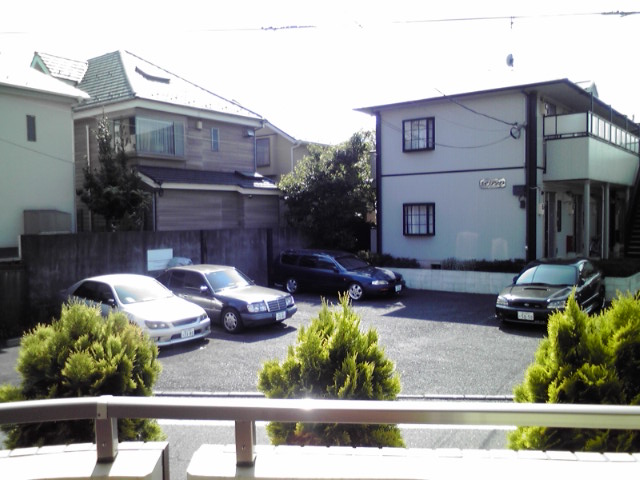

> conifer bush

[
  {"left": 508, "top": 292, "right": 640, "bottom": 452},
  {"left": 0, "top": 301, "right": 164, "bottom": 448},
  {"left": 257, "top": 294, "right": 405, "bottom": 447}
]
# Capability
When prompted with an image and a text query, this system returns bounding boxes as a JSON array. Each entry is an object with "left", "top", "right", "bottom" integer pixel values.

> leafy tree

[
  {"left": 0, "top": 301, "right": 164, "bottom": 448},
  {"left": 78, "top": 115, "right": 150, "bottom": 231},
  {"left": 278, "top": 131, "right": 375, "bottom": 251},
  {"left": 508, "top": 292, "right": 640, "bottom": 452},
  {"left": 258, "top": 294, "right": 404, "bottom": 447}
]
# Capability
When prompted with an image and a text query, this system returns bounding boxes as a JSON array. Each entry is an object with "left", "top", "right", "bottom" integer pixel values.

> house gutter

[
  {"left": 375, "top": 112, "right": 382, "bottom": 253},
  {"left": 525, "top": 92, "right": 537, "bottom": 262}
]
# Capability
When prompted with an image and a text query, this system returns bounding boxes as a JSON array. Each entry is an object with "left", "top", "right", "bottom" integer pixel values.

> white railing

[
  {"left": 2, "top": 396, "right": 640, "bottom": 467},
  {"left": 543, "top": 111, "right": 639, "bottom": 153}
]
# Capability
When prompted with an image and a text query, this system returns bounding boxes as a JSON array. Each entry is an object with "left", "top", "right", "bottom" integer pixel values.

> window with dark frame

[
  {"left": 211, "top": 128, "right": 219, "bottom": 152},
  {"left": 403, "top": 203, "right": 435, "bottom": 236},
  {"left": 26, "top": 115, "right": 36, "bottom": 142},
  {"left": 256, "top": 137, "right": 270, "bottom": 167},
  {"left": 403, "top": 117, "right": 435, "bottom": 152}
]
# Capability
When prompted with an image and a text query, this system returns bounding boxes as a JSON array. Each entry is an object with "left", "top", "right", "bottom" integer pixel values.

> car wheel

[
  {"left": 347, "top": 282, "right": 364, "bottom": 301},
  {"left": 222, "top": 308, "right": 243, "bottom": 333},
  {"left": 285, "top": 278, "right": 299, "bottom": 294}
]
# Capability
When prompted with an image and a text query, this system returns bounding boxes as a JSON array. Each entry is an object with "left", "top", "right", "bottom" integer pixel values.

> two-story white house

[
  {"left": 357, "top": 79, "right": 640, "bottom": 266},
  {"left": 0, "top": 64, "right": 88, "bottom": 260}
]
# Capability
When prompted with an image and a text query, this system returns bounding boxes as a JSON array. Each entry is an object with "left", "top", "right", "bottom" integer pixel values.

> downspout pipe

[
  {"left": 525, "top": 93, "right": 538, "bottom": 262},
  {"left": 375, "top": 112, "right": 382, "bottom": 254}
]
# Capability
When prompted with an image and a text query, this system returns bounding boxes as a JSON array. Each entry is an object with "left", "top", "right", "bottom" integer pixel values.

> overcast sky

[{"left": 2, "top": 0, "right": 639, "bottom": 144}]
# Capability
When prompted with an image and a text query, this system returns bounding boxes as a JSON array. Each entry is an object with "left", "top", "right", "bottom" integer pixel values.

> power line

[{"left": 394, "top": 10, "right": 640, "bottom": 25}]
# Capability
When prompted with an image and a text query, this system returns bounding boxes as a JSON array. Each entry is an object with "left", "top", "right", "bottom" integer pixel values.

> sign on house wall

[{"left": 479, "top": 178, "right": 506, "bottom": 189}]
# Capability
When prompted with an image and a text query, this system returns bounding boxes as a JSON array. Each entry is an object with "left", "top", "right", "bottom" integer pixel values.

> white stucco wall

[
  {"left": 377, "top": 91, "right": 534, "bottom": 264},
  {"left": 0, "top": 88, "right": 77, "bottom": 249}
]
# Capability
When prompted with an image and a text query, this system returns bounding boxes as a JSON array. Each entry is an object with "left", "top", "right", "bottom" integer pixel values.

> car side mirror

[
  {"left": 199, "top": 285, "right": 210, "bottom": 295},
  {"left": 106, "top": 298, "right": 116, "bottom": 308}
]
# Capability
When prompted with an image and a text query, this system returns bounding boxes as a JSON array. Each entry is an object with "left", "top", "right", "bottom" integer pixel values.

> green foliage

[
  {"left": 258, "top": 294, "right": 404, "bottom": 447},
  {"left": 509, "top": 292, "right": 640, "bottom": 452},
  {"left": 0, "top": 301, "right": 164, "bottom": 448},
  {"left": 278, "top": 131, "right": 375, "bottom": 251},
  {"left": 78, "top": 115, "right": 150, "bottom": 231},
  {"left": 357, "top": 251, "right": 420, "bottom": 269}
]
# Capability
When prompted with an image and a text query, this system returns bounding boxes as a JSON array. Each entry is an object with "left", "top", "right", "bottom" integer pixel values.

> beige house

[
  {"left": 32, "top": 50, "right": 283, "bottom": 232},
  {"left": 0, "top": 63, "right": 88, "bottom": 260},
  {"left": 255, "top": 121, "right": 317, "bottom": 183}
]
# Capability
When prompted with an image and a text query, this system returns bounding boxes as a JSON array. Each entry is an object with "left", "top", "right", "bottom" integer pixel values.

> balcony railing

[
  {"left": 2, "top": 395, "right": 640, "bottom": 467},
  {"left": 543, "top": 111, "right": 639, "bottom": 154}
]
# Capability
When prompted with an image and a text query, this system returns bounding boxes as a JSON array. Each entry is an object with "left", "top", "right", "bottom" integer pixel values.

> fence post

[
  {"left": 95, "top": 396, "right": 118, "bottom": 463},
  {"left": 235, "top": 420, "right": 256, "bottom": 466}
]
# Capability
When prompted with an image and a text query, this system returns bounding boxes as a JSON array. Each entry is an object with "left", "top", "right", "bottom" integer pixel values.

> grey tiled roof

[
  {"left": 75, "top": 51, "right": 262, "bottom": 121},
  {"left": 137, "top": 166, "right": 277, "bottom": 191},
  {"left": 33, "top": 52, "right": 88, "bottom": 84}
]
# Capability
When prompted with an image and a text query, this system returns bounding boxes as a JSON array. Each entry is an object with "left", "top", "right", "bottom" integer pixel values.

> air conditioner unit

[{"left": 196, "top": 120, "right": 203, "bottom": 130}]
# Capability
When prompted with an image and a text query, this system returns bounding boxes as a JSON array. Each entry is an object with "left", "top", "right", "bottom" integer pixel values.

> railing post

[
  {"left": 95, "top": 396, "right": 118, "bottom": 463},
  {"left": 235, "top": 420, "right": 256, "bottom": 466}
]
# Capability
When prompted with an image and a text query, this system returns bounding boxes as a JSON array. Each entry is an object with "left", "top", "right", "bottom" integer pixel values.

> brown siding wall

[{"left": 157, "top": 190, "right": 242, "bottom": 230}]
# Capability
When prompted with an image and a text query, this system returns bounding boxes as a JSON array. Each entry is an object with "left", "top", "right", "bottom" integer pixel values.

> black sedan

[
  {"left": 495, "top": 258, "right": 605, "bottom": 324},
  {"left": 156, "top": 265, "right": 296, "bottom": 333},
  {"left": 271, "top": 249, "right": 405, "bottom": 301}
]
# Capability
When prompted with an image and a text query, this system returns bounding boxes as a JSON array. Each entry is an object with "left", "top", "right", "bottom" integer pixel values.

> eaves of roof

[
  {"left": 136, "top": 166, "right": 279, "bottom": 195},
  {"left": 0, "top": 64, "right": 89, "bottom": 101},
  {"left": 355, "top": 78, "right": 637, "bottom": 131}
]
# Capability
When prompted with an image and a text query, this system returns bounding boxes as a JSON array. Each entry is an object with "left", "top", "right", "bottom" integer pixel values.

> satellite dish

[{"left": 506, "top": 54, "right": 514, "bottom": 68}]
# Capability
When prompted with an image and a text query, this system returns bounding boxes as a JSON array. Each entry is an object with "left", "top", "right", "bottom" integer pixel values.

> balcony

[
  {"left": 2, "top": 396, "right": 640, "bottom": 479},
  {"left": 543, "top": 112, "right": 639, "bottom": 185}
]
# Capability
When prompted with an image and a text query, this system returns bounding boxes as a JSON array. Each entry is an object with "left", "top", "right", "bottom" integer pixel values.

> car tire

[
  {"left": 222, "top": 308, "right": 243, "bottom": 333},
  {"left": 285, "top": 278, "right": 299, "bottom": 294},
  {"left": 347, "top": 282, "right": 364, "bottom": 301}
]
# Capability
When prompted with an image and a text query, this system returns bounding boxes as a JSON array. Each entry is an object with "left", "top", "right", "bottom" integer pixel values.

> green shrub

[
  {"left": 0, "top": 301, "right": 164, "bottom": 448},
  {"left": 508, "top": 292, "right": 640, "bottom": 452},
  {"left": 257, "top": 294, "right": 405, "bottom": 447},
  {"left": 357, "top": 251, "right": 420, "bottom": 269}
]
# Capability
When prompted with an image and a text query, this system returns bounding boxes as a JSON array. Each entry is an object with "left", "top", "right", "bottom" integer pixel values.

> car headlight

[
  {"left": 285, "top": 295, "right": 294, "bottom": 307},
  {"left": 197, "top": 313, "right": 208, "bottom": 322},
  {"left": 145, "top": 320, "right": 171, "bottom": 329},
  {"left": 496, "top": 296, "right": 508, "bottom": 306},
  {"left": 247, "top": 301, "right": 267, "bottom": 313},
  {"left": 372, "top": 280, "right": 389, "bottom": 286},
  {"left": 548, "top": 299, "right": 566, "bottom": 310}
]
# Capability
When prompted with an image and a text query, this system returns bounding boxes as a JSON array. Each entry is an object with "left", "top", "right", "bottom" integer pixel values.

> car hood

[
  {"left": 500, "top": 284, "right": 573, "bottom": 301},
  {"left": 349, "top": 266, "right": 400, "bottom": 280},
  {"left": 123, "top": 296, "right": 206, "bottom": 321},
  {"left": 215, "top": 285, "right": 291, "bottom": 303}
]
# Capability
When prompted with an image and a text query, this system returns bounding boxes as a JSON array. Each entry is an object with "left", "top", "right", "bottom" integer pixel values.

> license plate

[
  {"left": 517, "top": 311, "right": 534, "bottom": 321},
  {"left": 181, "top": 328, "right": 195, "bottom": 338},
  {"left": 276, "top": 311, "right": 286, "bottom": 321},
  {"left": 395, "top": 284, "right": 402, "bottom": 293}
]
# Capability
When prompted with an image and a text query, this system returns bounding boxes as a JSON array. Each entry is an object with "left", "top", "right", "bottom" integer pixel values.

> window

[
  {"left": 256, "top": 137, "right": 270, "bottom": 167},
  {"left": 403, "top": 203, "right": 435, "bottom": 236},
  {"left": 211, "top": 128, "right": 219, "bottom": 152},
  {"left": 403, "top": 117, "right": 435, "bottom": 152},
  {"left": 26, "top": 115, "right": 36, "bottom": 142},
  {"left": 136, "top": 117, "right": 184, "bottom": 156}
]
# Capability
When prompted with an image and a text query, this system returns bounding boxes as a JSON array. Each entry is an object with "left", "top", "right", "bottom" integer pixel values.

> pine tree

[
  {"left": 78, "top": 115, "right": 150, "bottom": 231},
  {"left": 258, "top": 294, "right": 404, "bottom": 447}
]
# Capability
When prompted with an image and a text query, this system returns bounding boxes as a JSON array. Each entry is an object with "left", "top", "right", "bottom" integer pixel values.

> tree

[
  {"left": 78, "top": 115, "right": 150, "bottom": 231},
  {"left": 278, "top": 131, "right": 375, "bottom": 251},
  {"left": 0, "top": 301, "right": 164, "bottom": 448},
  {"left": 508, "top": 292, "right": 640, "bottom": 452},
  {"left": 257, "top": 294, "right": 405, "bottom": 447}
]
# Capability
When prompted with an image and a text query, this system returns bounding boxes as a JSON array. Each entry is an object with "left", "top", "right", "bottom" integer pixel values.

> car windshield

[
  {"left": 335, "top": 255, "right": 370, "bottom": 271},
  {"left": 205, "top": 269, "right": 252, "bottom": 291},
  {"left": 114, "top": 278, "right": 173, "bottom": 304},
  {"left": 516, "top": 264, "right": 577, "bottom": 287}
]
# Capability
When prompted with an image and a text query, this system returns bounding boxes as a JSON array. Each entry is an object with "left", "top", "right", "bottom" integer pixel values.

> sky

[{"left": 2, "top": 0, "right": 640, "bottom": 144}]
